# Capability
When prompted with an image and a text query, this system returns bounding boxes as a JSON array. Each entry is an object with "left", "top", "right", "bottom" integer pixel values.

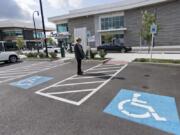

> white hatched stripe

[
  {"left": 46, "top": 89, "right": 94, "bottom": 95},
  {"left": 53, "top": 81, "right": 104, "bottom": 87}
]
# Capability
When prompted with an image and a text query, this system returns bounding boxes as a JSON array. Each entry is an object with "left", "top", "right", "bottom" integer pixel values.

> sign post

[{"left": 150, "top": 23, "right": 157, "bottom": 61}]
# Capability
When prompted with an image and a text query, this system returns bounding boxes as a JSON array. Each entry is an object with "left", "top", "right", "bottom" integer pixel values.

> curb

[
  {"left": 133, "top": 61, "right": 180, "bottom": 66},
  {"left": 23, "top": 58, "right": 60, "bottom": 62}
]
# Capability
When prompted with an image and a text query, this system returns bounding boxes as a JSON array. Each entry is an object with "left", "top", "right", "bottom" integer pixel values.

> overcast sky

[{"left": 0, "top": 0, "right": 121, "bottom": 27}]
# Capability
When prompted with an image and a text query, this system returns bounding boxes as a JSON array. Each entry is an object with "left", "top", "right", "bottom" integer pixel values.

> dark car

[{"left": 97, "top": 43, "right": 132, "bottom": 53}]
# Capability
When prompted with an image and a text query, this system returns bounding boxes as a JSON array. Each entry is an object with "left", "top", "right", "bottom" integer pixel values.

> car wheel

[
  {"left": 121, "top": 48, "right": 126, "bottom": 53},
  {"left": 54, "top": 50, "right": 58, "bottom": 53},
  {"left": 9, "top": 55, "right": 17, "bottom": 63}
]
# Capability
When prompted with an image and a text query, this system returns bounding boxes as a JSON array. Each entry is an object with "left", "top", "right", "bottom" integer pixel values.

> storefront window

[
  {"left": 33, "top": 32, "right": 44, "bottom": 39},
  {"left": 3, "top": 29, "right": 23, "bottom": 37},
  {"left": 57, "top": 23, "right": 68, "bottom": 33},
  {"left": 101, "top": 32, "right": 124, "bottom": 45},
  {"left": 101, "top": 16, "right": 124, "bottom": 30}
]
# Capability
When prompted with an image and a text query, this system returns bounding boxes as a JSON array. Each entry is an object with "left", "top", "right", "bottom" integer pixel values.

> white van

[{"left": 0, "top": 42, "right": 20, "bottom": 63}]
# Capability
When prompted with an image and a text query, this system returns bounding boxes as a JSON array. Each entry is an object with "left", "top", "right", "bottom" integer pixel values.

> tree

[
  {"left": 141, "top": 11, "right": 159, "bottom": 53},
  {"left": 47, "top": 37, "right": 55, "bottom": 45},
  {"left": 16, "top": 37, "right": 24, "bottom": 50}
]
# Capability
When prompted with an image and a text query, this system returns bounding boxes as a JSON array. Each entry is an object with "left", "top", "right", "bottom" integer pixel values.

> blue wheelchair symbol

[
  {"left": 104, "top": 89, "right": 180, "bottom": 135},
  {"left": 118, "top": 93, "right": 167, "bottom": 121},
  {"left": 10, "top": 76, "right": 53, "bottom": 89}
]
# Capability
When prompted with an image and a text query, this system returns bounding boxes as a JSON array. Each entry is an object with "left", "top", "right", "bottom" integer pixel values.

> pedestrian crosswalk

[
  {"left": 0, "top": 61, "right": 68, "bottom": 84},
  {"left": 35, "top": 63, "right": 128, "bottom": 106}
]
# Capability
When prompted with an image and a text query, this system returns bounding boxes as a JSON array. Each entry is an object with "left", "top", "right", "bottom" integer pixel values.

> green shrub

[
  {"left": 90, "top": 50, "right": 97, "bottom": 59},
  {"left": 99, "top": 49, "right": 107, "bottom": 59},
  {"left": 33, "top": 52, "right": 38, "bottom": 58},
  {"left": 49, "top": 52, "right": 57, "bottom": 59},
  {"left": 26, "top": 52, "right": 34, "bottom": 58},
  {"left": 38, "top": 52, "right": 46, "bottom": 58}
]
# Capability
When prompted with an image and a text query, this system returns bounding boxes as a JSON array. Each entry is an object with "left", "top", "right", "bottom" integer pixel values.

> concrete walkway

[{"left": 106, "top": 53, "right": 180, "bottom": 62}]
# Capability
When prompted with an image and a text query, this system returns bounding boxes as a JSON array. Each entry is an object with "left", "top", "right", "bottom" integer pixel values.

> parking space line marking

[
  {"left": 36, "top": 64, "right": 102, "bottom": 93},
  {"left": 87, "top": 70, "right": 118, "bottom": 74},
  {"left": 53, "top": 81, "right": 105, "bottom": 87},
  {"left": 35, "top": 64, "right": 128, "bottom": 106},
  {"left": 0, "top": 62, "right": 46, "bottom": 73},
  {"left": 98, "top": 64, "right": 124, "bottom": 68},
  {"left": 0, "top": 71, "right": 37, "bottom": 75},
  {"left": 70, "top": 74, "right": 114, "bottom": 80},
  {"left": 46, "top": 89, "right": 94, "bottom": 95},
  {"left": 0, "top": 75, "right": 24, "bottom": 78},
  {"left": 89, "top": 67, "right": 121, "bottom": 71},
  {"left": 0, "top": 62, "right": 70, "bottom": 84},
  {"left": 35, "top": 92, "right": 79, "bottom": 105},
  {"left": 77, "top": 64, "right": 128, "bottom": 105}
]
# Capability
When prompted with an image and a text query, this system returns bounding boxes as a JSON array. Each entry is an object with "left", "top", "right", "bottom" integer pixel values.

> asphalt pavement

[{"left": 0, "top": 60, "right": 180, "bottom": 135}]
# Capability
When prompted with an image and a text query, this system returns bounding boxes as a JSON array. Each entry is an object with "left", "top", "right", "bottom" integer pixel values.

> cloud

[
  {"left": 0, "top": 0, "right": 29, "bottom": 19},
  {"left": 47, "top": 0, "right": 82, "bottom": 9},
  {"left": 14, "top": 0, "right": 37, "bottom": 17}
]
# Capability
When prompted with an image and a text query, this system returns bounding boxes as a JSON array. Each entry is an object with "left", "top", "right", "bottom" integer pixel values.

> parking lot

[{"left": 0, "top": 60, "right": 180, "bottom": 135}]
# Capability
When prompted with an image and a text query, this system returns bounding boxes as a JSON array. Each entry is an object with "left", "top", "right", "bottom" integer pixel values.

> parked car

[
  {"left": 97, "top": 43, "right": 132, "bottom": 53},
  {"left": 43, "top": 46, "right": 61, "bottom": 53},
  {"left": 0, "top": 43, "right": 20, "bottom": 63}
]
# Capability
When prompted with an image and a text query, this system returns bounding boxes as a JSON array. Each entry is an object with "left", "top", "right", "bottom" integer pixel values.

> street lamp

[
  {"left": 33, "top": 10, "right": 39, "bottom": 53},
  {"left": 39, "top": 0, "right": 48, "bottom": 57}
]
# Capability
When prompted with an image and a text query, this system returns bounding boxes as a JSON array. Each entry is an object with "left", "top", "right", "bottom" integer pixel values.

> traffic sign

[
  {"left": 104, "top": 89, "right": 180, "bottom": 135},
  {"left": 10, "top": 76, "right": 53, "bottom": 89},
  {"left": 151, "top": 23, "right": 157, "bottom": 34}
]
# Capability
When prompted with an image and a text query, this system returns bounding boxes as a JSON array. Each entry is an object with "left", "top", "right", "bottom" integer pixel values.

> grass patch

[{"left": 134, "top": 58, "right": 180, "bottom": 64}]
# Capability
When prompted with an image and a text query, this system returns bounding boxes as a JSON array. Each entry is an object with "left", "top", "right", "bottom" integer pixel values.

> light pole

[
  {"left": 39, "top": 0, "right": 48, "bottom": 57},
  {"left": 33, "top": 11, "right": 39, "bottom": 53}
]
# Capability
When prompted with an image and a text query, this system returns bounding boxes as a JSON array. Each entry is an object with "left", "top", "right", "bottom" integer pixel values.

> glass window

[
  {"left": 57, "top": 23, "right": 68, "bottom": 33},
  {"left": 4, "top": 42, "right": 18, "bottom": 51},
  {"left": 3, "top": 29, "right": 23, "bottom": 37},
  {"left": 101, "top": 16, "right": 124, "bottom": 30}
]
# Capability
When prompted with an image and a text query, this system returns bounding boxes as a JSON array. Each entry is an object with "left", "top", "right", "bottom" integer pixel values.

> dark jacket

[{"left": 74, "top": 43, "right": 85, "bottom": 60}]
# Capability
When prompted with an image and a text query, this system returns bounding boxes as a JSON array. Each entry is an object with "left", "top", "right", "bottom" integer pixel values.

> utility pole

[{"left": 39, "top": 0, "right": 48, "bottom": 57}]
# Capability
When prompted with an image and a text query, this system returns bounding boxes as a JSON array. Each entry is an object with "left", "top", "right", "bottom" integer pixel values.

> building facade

[
  {"left": 0, "top": 20, "right": 54, "bottom": 50},
  {"left": 48, "top": 0, "right": 180, "bottom": 51}
]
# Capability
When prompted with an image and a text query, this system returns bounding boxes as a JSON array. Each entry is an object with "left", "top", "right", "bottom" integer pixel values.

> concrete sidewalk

[{"left": 106, "top": 53, "right": 180, "bottom": 62}]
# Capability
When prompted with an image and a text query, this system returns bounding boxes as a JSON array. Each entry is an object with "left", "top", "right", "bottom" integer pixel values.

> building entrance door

[{"left": 74, "top": 27, "right": 87, "bottom": 52}]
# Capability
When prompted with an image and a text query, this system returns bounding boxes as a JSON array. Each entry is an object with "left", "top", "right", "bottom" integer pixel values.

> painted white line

[
  {"left": 0, "top": 71, "right": 37, "bottom": 75},
  {"left": 35, "top": 64, "right": 102, "bottom": 93},
  {"left": 35, "top": 63, "right": 128, "bottom": 106},
  {"left": 87, "top": 70, "right": 118, "bottom": 74},
  {"left": 0, "top": 62, "right": 45, "bottom": 73},
  {"left": 0, "top": 75, "right": 24, "bottom": 78},
  {"left": 0, "top": 62, "right": 70, "bottom": 84},
  {"left": 98, "top": 64, "right": 123, "bottom": 68},
  {"left": 77, "top": 64, "right": 128, "bottom": 105},
  {"left": 70, "top": 74, "right": 113, "bottom": 80},
  {"left": 46, "top": 89, "right": 94, "bottom": 95},
  {"left": 89, "top": 66, "right": 121, "bottom": 71},
  {"left": 36, "top": 91, "right": 79, "bottom": 106},
  {"left": 53, "top": 81, "right": 104, "bottom": 87}
]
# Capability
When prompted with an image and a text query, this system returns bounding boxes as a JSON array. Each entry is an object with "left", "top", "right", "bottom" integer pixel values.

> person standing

[{"left": 74, "top": 38, "right": 85, "bottom": 75}]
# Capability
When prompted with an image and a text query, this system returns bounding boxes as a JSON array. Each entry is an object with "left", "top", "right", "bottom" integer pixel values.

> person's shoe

[{"left": 77, "top": 72, "right": 83, "bottom": 75}]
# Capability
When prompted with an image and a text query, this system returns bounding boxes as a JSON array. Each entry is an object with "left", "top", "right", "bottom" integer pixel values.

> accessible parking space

[
  {"left": 0, "top": 61, "right": 180, "bottom": 135},
  {"left": 0, "top": 60, "right": 68, "bottom": 84},
  {"left": 35, "top": 63, "right": 128, "bottom": 106}
]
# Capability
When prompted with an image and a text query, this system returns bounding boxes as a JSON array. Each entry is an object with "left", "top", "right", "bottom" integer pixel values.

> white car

[
  {"left": 43, "top": 46, "right": 61, "bottom": 53},
  {"left": 0, "top": 43, "right": 20, "bottom": 63}
]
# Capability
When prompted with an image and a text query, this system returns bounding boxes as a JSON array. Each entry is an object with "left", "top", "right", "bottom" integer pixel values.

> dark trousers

[{"left": 77, "top": 59, "right": 82, "bottom": 74}]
